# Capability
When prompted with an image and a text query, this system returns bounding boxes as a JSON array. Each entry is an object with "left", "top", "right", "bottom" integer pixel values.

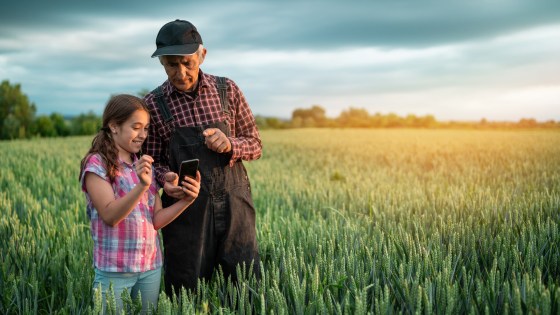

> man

[{"left": 142, "top": 19, "right": 262, "bottom": 294}]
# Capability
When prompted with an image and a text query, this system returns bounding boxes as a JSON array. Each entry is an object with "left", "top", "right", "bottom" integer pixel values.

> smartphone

[{"left": 179, "top": 159, "right": 199, "bottom": 181}]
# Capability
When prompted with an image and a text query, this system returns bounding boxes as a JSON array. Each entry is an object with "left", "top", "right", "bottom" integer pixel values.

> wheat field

[{"left": 1, "top": 129, "right": 559, "bottom": 314}]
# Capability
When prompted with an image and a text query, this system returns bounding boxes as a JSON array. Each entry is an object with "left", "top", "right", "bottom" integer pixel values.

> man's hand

[
  {"left": 203, "top": 128, "right": 231, "bottom": 154},
  {"left": 163, "top": 171, "right": 185, "bottom": 199}
]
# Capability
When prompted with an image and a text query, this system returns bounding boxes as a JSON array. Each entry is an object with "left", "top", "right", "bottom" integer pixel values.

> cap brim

[{"left": 151, "top": 44, "right": 199, "bottom": 58}]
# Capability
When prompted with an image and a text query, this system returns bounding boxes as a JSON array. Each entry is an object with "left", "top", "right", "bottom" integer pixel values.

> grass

[{"left": 1, "top": 128, "right": 559, "bottom": 314}]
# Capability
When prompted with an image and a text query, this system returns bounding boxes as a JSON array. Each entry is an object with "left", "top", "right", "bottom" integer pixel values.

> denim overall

[{"left": 153, "top": 78, "right": 260, "bottom": 294}]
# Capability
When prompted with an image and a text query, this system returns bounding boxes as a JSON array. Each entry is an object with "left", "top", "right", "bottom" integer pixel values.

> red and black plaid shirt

[{"left": 143, "top": 70, "right": 262, "bottom": 185}]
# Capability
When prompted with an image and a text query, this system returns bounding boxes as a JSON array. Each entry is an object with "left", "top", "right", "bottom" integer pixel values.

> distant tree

[
  {"left": 0, "top": 80, "right": 37, "bottom": 139},
  {"left": 402, "top": 114, "right": 436, "bottom": 128},
  {"left": 417, "top": 114, "right": 437, "bottom": 128},
  {"left": 542, "top": 120, "right": 559, "bottom": 128},
  {"left": 385, "top": 113, "right": 403, "bottom": 128},
  {"left": 265, "top": 117, "right": 287, "bottom": 129},
  {"left": 33, "top": 115, "right": 57, "bottom": 137},
  {"left": 266, "top": 117, "right": 287, "bottom": 129},
  {"left": 404, "top": 114, "right": 418, "bottom": 127},
  {"left": 291, "top": 116, "right": 304, "bottom": 128},
  {"left": 50, "top": 113, "right": 70, "bottom": 136},
  {"left": 309, "top": 105, "right": 327, "bottom": 126},
  {"left": 255, "top": 116, "right": 289, "bottom": 129},
  {"left": 518, "top": 118, "right": 537, "bottom": 128},
  {"left": 302, "top": 117, "right": 316, "bottom": 128},
  {"left": 1, "top": 114, "right": 21, "bottom": 139},
  {"left": 370, "top": 113, "right": 384, "bottom": 127},
  {"left": 337, "top": 108, "right": 371, "bottom": 127},
  {"left": 255, "top": 116, "right": 267, "bottom": 129},
  {"left": 70, "top": 111, "right": 102, "bottom": 135},
  {"left": 292, "top": 105, "right": 327, "bottom": 127}
]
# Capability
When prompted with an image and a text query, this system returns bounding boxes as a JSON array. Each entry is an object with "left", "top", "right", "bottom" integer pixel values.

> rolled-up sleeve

[{"left": 227, "top": 80, "right": 262, "bottom": 167}]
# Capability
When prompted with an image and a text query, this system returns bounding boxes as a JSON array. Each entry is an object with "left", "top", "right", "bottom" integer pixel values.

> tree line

[
  {"left": 1, "top": 80, "right": 559, "bottom": 140},
  {"left": 256, "top": 105, "right": 560, "bottom": 130},
  {"left": 1, "top": 80, "right": 103, "bottom": 140}
]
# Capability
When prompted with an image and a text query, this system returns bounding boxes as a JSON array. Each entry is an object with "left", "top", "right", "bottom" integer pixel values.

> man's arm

[
  {"left": 142, "top": 96, "right": 171, "bottom": 187},
  {"left": 228, "top": 80, "right": 262, "bottom": 166}
]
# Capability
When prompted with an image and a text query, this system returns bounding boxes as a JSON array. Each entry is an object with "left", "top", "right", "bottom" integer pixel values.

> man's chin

[{"left": 173, "top": 83, "right": 194, "bottom": 92}]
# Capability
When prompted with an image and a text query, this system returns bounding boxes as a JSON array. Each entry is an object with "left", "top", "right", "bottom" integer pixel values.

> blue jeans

[{"left": 93, "top": 267, "right": 161, "bottom": 314}]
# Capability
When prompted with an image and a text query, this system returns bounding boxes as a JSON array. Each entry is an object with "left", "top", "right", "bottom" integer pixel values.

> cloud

[
  {"left": 0, "top": 0, "right": 559, "bottom": 120},
  {"left": 4, "top": 1, "right": 560, "bottom": 49}
]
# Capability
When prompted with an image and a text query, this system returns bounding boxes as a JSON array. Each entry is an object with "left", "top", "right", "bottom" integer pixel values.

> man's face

[{"left": 160, "top": 50, "right": 206, "bottom": 92}]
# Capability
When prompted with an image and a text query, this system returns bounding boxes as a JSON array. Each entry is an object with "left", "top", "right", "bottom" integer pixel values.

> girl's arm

[
  {"left": 85, "top": 172, "right": 149, "bottom": 226},
  {"left": 85, "top": 155, "right": 154, "bottom": 227},
  {"left": 152, "top": 171, "right": 201, "bottom": 230}
]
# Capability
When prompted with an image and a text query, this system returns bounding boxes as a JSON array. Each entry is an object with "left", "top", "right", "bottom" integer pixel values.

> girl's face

[{"left": 110, "top": 109, "right": 149, "bottom": 161}]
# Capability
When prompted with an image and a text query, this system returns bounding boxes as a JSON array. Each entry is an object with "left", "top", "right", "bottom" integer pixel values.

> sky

[{"left": 1, "top": 1, "right": 559, "bottom": 122}]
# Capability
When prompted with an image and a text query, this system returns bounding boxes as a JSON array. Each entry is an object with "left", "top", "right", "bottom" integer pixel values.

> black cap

[{"left": 151, "top": 19, "right": 203, "bottom": 58}]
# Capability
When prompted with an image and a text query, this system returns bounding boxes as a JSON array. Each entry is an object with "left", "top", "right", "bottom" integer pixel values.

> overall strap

[
  {"left": 215, "top": 76, "right": 230, "bottom": 115},
  {"left": 152, "top": 86, "right": 174, "bottom": 123}
]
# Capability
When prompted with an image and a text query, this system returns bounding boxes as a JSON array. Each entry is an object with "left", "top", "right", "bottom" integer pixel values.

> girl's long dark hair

[{"left": 80, "top": 94, "right": 149, "bottom": 182}]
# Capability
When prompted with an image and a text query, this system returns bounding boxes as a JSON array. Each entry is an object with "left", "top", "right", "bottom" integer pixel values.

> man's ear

[{"left": 199, "top": 47, "right": 207, "bottom": 65}]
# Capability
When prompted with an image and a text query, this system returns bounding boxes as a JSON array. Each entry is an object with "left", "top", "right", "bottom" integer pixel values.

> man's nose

[{"left": 176, "top": 64, "right": 188, "bottom": 77}]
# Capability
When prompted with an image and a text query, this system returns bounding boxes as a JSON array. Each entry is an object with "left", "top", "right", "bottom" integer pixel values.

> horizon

[
  {"left": 1, "top": 1, "right": 559, "bottom": 121},
  {"left": 56, "top": 108, "right": 556, "bottom": 124}
]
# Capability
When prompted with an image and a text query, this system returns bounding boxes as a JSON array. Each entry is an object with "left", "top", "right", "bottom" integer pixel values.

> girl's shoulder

[
  {"left": 84, "top": 153, "right": 104, "bottom": 168},
  {"left": 81, "top": 153, "right": 109, "bottom": 182}
]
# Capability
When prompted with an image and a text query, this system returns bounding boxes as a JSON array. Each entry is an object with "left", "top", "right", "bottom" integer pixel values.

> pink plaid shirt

[
  {"left": 142, "top": 71, "right": 262, "bottom": 185},
  {"left": 81, "top": 154, "right": 162, "bottom": 272}
]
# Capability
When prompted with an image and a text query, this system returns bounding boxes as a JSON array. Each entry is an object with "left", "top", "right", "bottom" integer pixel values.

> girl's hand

[
  {"left": 135, "top": 155, "right": 154, "bottom": 186},
  {"left": 179, "top": 171, "right": 201, "bottom": 203}
]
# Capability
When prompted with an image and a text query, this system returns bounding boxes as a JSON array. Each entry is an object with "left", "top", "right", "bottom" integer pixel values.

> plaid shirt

[
  {"left": 81, "top": 154, "right": 163, "bottom": 272},
  {"left": 143, "top": 70, "right": 262, "bottom": 185}
]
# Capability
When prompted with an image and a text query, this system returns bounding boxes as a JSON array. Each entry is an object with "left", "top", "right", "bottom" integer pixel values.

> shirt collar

[{"left": 119, "top": 154, "right": 138, "bottom": 168}]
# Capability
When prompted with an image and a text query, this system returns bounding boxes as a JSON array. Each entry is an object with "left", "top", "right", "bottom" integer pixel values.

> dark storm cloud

[
  {"left": 206, "top": 2, "right": 560, "bottom": 49},
  {"left": 0, "top": 1, "right": 154, "bottom": 26},
  {"left": 3, "top": 1, "right": 560, "bottom": 50}
]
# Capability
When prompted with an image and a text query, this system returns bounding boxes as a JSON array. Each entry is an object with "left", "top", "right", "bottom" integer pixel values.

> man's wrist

[
  {"left": 156, "top": 169, "right": 169, "bottom": 187},
  {"left": 228, "top": 137, "right": 240, "bottom": 160}
]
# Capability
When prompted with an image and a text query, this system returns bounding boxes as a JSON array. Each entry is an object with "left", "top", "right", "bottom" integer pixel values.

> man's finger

[
  {"left": 164, "top": 172, "right": 178, "bottom": 182},
  {"left": 203, "top": 128, "right": 217, "bottom": 137}
]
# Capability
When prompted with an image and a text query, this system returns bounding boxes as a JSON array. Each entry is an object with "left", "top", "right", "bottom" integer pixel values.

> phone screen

[{"left": 179, "top": 159, "right": 199, "bottom": 180}]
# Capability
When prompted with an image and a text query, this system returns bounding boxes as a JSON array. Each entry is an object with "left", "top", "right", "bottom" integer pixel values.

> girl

[{"left": 79, "top": 94, "right": 200, "bottom": 313}]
